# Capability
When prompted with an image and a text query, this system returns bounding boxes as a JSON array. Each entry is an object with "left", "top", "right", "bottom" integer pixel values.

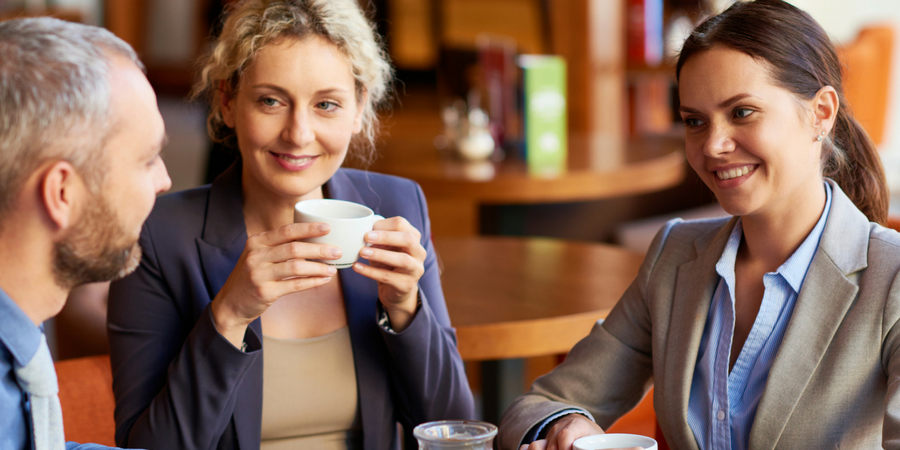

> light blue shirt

[
  {"left": 0, "top": 285, "right": 42, "bottom": 450},
  {"left": 0, "top": 286, "right": 122, "bottom": 450},
  {"left": 686, "top": 182, "right": 832, "bottom": 450}
]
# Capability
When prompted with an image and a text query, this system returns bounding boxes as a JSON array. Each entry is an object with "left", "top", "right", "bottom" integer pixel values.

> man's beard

[{"left": 52, "top": 192, "right": 142, "bottom": 290}]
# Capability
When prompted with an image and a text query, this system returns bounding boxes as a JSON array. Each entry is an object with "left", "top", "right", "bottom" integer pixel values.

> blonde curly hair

[{"left": 192, "top": 0, "right": 393, "bottom": 164}]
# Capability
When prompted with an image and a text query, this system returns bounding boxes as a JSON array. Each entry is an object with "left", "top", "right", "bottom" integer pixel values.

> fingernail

[
  {"left": 322, "top": 276, "right": 332, "bottom": 283},
  {"left": 318, "top": 224, "right": 330, "bottom": 232},
  {"left": 330, "top": 248, "right": 342, "bottom": 257},
  {"left": 327, "top": 267, "right": 337, "bottom": 275},
  {"left": 367, "top": 231, "right": 377, "bottom": 240},
  {"left": 360, "top": 248, "right": 373, "bottom": 256},
  {"left": 354, "top": 263, "right": 364, "bottom": 270}
]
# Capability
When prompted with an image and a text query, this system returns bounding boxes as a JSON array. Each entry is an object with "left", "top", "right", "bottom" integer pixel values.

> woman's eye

[
  {"left": 317, "top": 101, "right": 338, "bottom": 111},
  {"left": 260, "top": 97, "right": 279, "bottom": 107},
  {"left": 684, "top": 117, "right": 706, "bottom": 128},
  {"left": 734, "top": 108, "right": 753, "bottom": 119}
]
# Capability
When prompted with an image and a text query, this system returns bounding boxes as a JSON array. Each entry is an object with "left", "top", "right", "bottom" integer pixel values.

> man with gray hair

[{"left": 0, "top": 17, "right": 171, "bottom": 449}]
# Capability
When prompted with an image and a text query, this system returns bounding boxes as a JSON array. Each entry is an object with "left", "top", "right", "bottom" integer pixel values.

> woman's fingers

[
  {"left": 369, "top": 217, "right": 425, "bottom": 257},
  {"left": 249, "top": 222, "right": 331, "bottom": 248},
  {"left": 268, "top": 259, "right": 336, "bottom": 281},
  {"left": 262, "top": 240, "right": 341, "bottom": 264},
  {"left": 352, "top": 261, "right": 417, "bottom": 291},
  {"left": 359, "top": 246, "right": 421, "bottom": 275}
]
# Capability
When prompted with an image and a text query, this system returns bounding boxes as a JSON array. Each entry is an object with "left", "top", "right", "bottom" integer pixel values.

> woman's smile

[
  {"left": 269, "top": 151, "right": 319, "bottom": 171},
  {"left": 715, "top": 164, "right": 756, "bottom": 181}
]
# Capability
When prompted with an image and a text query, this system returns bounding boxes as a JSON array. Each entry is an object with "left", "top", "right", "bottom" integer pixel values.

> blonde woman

[{"left": 107, "top": 1, "right": 475, "bottom": 449}]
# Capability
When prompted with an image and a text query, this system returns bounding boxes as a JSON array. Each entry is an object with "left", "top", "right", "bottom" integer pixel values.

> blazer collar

[
  {"left": 749, "top": 179, "right": 868, "bottom": 449},
  {"left": 661, "top": 217, "right": 737, "bottom": 450},
  {"left": 198, "top": 164, "right": 390, "bottom": 450},
  {"left": 201, "top": 161, "right": 247, "bottom": 251},
  {"left": 325, "top": 168, "right": 367, "bottom": 205}
]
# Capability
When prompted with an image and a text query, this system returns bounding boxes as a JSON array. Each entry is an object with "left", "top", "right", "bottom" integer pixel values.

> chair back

[
  {"left": 54, "top": 354, "right": 117, "bottom": 446},
  {"left": 839, "top": 25, "right": 894, "bottom": 147}
]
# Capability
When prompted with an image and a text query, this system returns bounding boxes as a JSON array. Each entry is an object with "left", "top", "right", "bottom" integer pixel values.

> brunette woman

[{"left": 500, "top": 1, "right": 900, "bottom": 449}]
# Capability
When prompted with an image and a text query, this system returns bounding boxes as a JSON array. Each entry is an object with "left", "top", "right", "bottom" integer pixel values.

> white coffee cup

[
  {"left": 573, "top": 433, "right": 658, "bottom": 450},
  {"left": 294, "top": 199, "right": 384, "bottom": 269}
]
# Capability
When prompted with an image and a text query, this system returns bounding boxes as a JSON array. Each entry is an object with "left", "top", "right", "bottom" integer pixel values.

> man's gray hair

[{"left": 0, "top": 17, "right": 143, "bottom": 220}]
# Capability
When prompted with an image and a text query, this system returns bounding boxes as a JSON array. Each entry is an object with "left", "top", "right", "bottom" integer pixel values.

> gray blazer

[{"left": 500, "top": 180, "right": 900, "bottom": 450}]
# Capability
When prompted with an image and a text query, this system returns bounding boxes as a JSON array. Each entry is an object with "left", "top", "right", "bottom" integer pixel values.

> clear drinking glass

[{"left": 413, "top": 420, "right": 498, "bottom": 449}]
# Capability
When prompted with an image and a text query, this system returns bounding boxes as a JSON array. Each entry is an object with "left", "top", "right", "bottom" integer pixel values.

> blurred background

[{"left": 2, "top": 0, "right": 897, "bottom": 244}]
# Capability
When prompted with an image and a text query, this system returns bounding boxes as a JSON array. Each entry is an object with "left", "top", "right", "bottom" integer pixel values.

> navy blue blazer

[{"left": 107, "top": 163, "right": 475, "bottom": 450}]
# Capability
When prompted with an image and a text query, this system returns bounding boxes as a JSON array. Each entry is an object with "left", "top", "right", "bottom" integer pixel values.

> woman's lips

[
  {"left": 270, "top": 152, "right": 318, "bottom": 171},
  {"left": 716, "top": 164, "right": 755, "bottom": 180}
]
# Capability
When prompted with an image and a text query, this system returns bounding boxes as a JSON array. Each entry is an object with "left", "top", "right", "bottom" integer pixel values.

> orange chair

[
  {"left": 839, "top": 25, "right": 894, "bottom": 147},
  {"left": 54, "top": 354, "right": 117, "bottom": 446}
]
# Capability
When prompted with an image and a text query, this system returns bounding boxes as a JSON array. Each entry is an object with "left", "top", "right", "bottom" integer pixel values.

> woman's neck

[
  {"left": 738, "top": 182, "right": 827, "bottom": 272},
  {"left": 241, "top": 171, "right": 325, "bottom": 236}
]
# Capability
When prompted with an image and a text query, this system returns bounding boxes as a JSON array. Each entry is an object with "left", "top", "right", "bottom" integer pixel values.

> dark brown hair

[{"left": 676, "top": 0, "right": 888, "bottom": 224}]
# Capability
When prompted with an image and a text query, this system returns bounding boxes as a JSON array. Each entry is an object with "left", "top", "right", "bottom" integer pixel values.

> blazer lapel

[
  {"left": 329, "top": 170, "right": 393, "bottom": 450},
  {"left": 749, "top": 181, "right": 868, "bottom": 450},
  {"left": 659, "top": 218, "right": 735, "bottom": 450},
  {"left": 193, "top": 162, "right": 264, "bottom": 449},
  {"left": 196, "top": 162, "right": 248, "bottom": 298}
]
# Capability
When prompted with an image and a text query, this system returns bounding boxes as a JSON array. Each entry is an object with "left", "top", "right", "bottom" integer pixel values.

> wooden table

[
  {"left": 433, "top": 236, "right": 645, "bottom": 422},
  {"left": 434, "top": 236, "right": 645, "bottom": 359},
  {"left": 366, "top": 99, "right": 687, "bottom": 237}
]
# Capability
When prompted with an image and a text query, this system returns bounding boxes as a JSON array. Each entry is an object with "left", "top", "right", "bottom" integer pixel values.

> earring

[{"left": 816, "top": 130, "right": 826, "bottom": 142}]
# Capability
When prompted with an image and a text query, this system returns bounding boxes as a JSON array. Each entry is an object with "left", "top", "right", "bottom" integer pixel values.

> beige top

[{"left": 260, "top": 327, "right": 362, "bottom": 450}]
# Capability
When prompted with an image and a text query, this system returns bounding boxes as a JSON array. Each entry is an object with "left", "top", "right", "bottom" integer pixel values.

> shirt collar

[
  {"left": 779, "top": 181, "right": 832, "bottom": 292},
  {"left": 0, "top": 286, "right": 42, "bottom": 367},
  {"left": 715, "top": 181, "right": 833, "bottom": 294}
]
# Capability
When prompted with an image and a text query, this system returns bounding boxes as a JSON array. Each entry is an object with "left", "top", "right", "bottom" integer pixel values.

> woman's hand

[
  {"left": 352, "top": 216, "right": 426, "bottom": 332},
  {"left": 211, "top": 222, "right": 341, "bottom": 347},
  {"left": 519, "top": 414, "right": 605, "bottom": 450}
]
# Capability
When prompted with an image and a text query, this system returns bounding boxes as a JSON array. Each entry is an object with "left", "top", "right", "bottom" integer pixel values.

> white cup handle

[{"left": 365, "top": 215, "right": 385, "bottom": 249}]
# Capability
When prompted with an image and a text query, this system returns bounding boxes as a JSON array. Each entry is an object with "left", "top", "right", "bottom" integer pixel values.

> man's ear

[
  {"left": 41, "top": 161, "right": 84, "bottom": 231},
  {"left": 220, "top": 80, "right": 237, "bottom": 128}
]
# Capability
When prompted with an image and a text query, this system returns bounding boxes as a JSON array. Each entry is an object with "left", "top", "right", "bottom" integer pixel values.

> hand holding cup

[
  {"left": 353, "top": 215, "right": 426, "bottom": 330},
  {"left": 210, "top": 222, "right": 341, "bottom": 347},
  {"left": 293, "top": 199, "right": 426, "bottom": 331}
]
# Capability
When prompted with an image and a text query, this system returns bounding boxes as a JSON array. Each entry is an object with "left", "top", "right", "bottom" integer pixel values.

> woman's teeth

[
  {"left": 278, "top": 154, "right": 313, "bottom": 163},
  {"left": 717, "top": 165, "right": 752, "bottom": 180}
]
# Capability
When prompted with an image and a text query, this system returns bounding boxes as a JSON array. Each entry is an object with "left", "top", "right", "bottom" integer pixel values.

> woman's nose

[
  {"left": 702, "top": 123, "right": 736, "bottom": 157},
  {"left": 282, "top": 110, "right": 315, "bottom": 148}
]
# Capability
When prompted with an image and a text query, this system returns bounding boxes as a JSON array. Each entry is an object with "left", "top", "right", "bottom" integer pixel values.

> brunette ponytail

[
  {"left": 676, "top": 0, "right": 889, "bottom": 224},
  {"left": 827, "top": 106, "right": 888, "bottom": 224}
]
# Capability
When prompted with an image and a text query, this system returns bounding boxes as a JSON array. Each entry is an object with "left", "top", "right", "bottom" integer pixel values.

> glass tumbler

[{"left": 413, "top": 420, "right": 498, "bottom": 449}]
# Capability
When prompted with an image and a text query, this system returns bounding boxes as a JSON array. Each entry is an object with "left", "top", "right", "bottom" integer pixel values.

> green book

[{"left": 518, "top": 55, "right": 567, "bottom": 176}]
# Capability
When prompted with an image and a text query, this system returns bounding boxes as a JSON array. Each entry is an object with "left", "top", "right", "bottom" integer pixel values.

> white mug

[
  {"left": 573, "top": 433, "right": 659, "bottom": 450},
  {"left": 294, "top": 199, "right": 384, "bottom": 269}
]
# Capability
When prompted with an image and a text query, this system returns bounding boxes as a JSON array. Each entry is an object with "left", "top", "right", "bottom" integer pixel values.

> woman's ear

[
  {"left": 812, "top": 85, "right": 839, "bottom": 133},
  {"left": 353, "top": 88, "right": 368, "bottom": 134},
  {"left": 40, "top": 161, "right": 84, "bottom": 232},
  {"left": 220, "top": 80, "right": 237, "bottom": 128}
]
